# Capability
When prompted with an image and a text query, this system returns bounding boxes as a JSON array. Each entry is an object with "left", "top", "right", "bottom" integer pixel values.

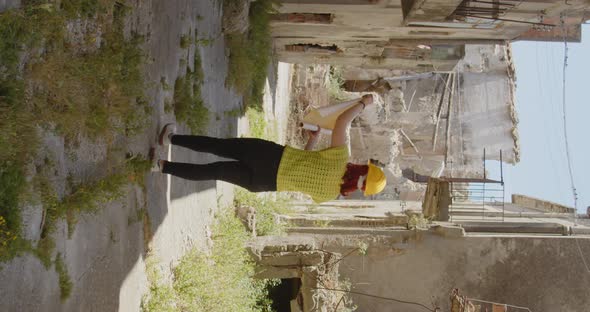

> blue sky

[{"left": 487, "top": 24, "right": 589, "bottom": 213}]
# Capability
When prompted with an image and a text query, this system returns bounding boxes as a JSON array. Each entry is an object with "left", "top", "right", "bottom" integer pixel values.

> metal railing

[
  {"left": 449, "top": 182, "right": 505, "bottom": 222},
  {"left": 448, "top": 149, "right": 506, "bottom": 222},
  {"left": 450, "top": 0, "right": 555, "bottom": 28}
]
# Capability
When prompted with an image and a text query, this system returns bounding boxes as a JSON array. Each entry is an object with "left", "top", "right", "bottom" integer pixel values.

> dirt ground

[{"left": 0, "top": 0, "right": 291, "bottom": 311}]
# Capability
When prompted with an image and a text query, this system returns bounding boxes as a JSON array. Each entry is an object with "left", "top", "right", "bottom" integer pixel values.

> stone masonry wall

[{"left": 512, "top": 194, "right": 576, "bottom": 214}]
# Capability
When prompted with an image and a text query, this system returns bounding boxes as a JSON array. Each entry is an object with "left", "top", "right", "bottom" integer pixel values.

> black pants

[{"left": 162, "top": 135, "right": 285, "bottom": 192}]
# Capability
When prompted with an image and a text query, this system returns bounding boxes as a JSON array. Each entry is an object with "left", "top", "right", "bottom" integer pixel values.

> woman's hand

[
  {"left": 307, "top": 129, "right": 320, "bottom": 140},
  {"left": 360, "top": 94, "right": 374, "bottom": 108}
]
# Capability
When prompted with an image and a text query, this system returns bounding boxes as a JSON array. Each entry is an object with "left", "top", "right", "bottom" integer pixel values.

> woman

[{"left": 153, "top": 94, "right": 386, "bottom": 203}]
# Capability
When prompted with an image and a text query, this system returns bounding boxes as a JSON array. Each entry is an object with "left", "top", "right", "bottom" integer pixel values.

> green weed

[
  {"left": 245, "top": 107, "right": 267, "bottom": 139},
  {"left": 142, "top": 254, "right": 176, "bottom": 312},
  {"left": 407, "top": 213, "right": 430, "bottom": 230},
  {"left": 33, "top": 172, "right": 59, "bottom": 268},
  {"left": 224, "top": 107, "right": 242, "bottom": 118},
  {"left": 163, "top": 99, "right": 173, "bottom": 113},
  {"left": 59, "top": 0, "right": 117, "bottom": 18},
  {"left": 128, "top": 207, "right": 146, "bottom": 225},
  {"left": 173, "top": 51, "right": 209, "bottom": 134},
  {"left": 234, "top": 188, "right": 290, "bottom": 236},
  {"left": 1, "top": 0, "right": 147, "bottom": 147},
  {"left": 0, "top": 214, "right": 26, "bottom": 262},
  {"left": 55, "top": 252, "right": 73, "bottom": 301},
  {"left": 0, "top": 0, "right": 148, "bottom": 262},
  {"left": 0, "top": 79, "right": 37, "bottom": 257},
  {"left": 224, "top": 0, "right": 276, "bottom": 109},
  {"left": 179, "top": 34, "right": 192, "bottom": 49},
  {"left": 32, "top": 156, "right": 147, "bottom": 266},
  {"left": 142, "top": 207, "right": 277, "bottom": 312},
  {"left": 0, "top": 161, "right": 31, "bottom": 261},
  {"left": 305, "top": 204, "right": 324, "bottom": 214},
  {"left": 195, "top": 37, "right": 214, "bottom": 46},
  {"left": 244, "top": 107, "right": 277, "bottom": 141},
  {"left": 125, "top": 154, "right": 152, "bottom": 186},
  {"left": 326, "top": 66, "right": 351, "bottom": 101},
  {"left": 35, "top": 236, "right": 56, "bottom": 269},
  {"left": 66, "top": 210, "right": 77, "bottom": 239},
  {"left": 315, "top": 219, "right": 331, "bottom": 228},
  {"left": 160, "top": 77, "right": 171, "bottom": 91},
  {"left": 28, "top": 31, "right": 147, "bottom": 141},
  {"left": 0, "top": 164, "right": 25, "bottom": 244}
]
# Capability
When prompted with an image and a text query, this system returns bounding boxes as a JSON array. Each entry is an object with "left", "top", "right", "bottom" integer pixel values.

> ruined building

[
  {"left": 249, "top": 186, "right": 590, "bottom": 311},
  {"left": 345, "top": 44, "right": 518, "bottom": 199},
  {"left": 272, "top": 0, "right": 588, "bottom": 69},
  {"left": 245, "top": 171, "right": 590, "bottom": 311},
  {"left": 273, "top": 0, "right": 589, "bottom": 197},
  {"left": 257, "top": 1, "right": 590, "bottom": 311}
]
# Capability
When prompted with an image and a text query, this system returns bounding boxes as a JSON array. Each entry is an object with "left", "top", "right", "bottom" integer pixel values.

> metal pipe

[
  {"left": 500, "top": 150, "right": 504, "bottom": 222},
  {"left": 461, "top": 14, "right": 556, "bottom": 27},
  {"left": 483, "top": 148, "right": 486, "bottom": 220},
  {"left": 455, "top": 7, "right": 508, "bottom": 13},
  {"left": 483, "top": 148, "right": 486, "bottom": 180},
  {"left": 470, "top": 0, "right": 516, "bottom": 7}
]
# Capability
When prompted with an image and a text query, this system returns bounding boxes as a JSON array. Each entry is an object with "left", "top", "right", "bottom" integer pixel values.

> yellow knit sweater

[{"left": 276, "top": 145, "right": 349, "bottom": 203}]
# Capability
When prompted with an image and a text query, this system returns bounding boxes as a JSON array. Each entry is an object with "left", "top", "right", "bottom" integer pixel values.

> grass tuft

[
  {"left": 0, "top": 164, "right": 25, "bottom": 240},
  {"left": 0, "top": 0, "right": 148, "bottom": 262},
  {"left": 179, "top": 34, "right": 191, "bottom": 49},
  {"left": 234, "top": 188, "right": 290, "bottom": 236},
  {"left": 32, "top": 156, "right": 148, "bottom": 265},
  {"left": 173, "top": 50, "right": 209, "bottom": 134},
  {"left": 245, "top": 107, "right": 277, "bottom": 141},
  {"left": 28, "top": 31, "right": 148, "bottom": 141},
  {"left": 60, "top": 0, "right": 107, "bottom": 18},
  {"left": 326, "top": 66, "right": 352, "bottom": 102},
  {"left": 245, "top": 107, "right": 267, "bottom": 139},
  {"left": 55, "top": 252, "right": 73, "bottom": 301},
  {"left": 142, "top": 254, "right": 176, "bottom": 312},
  {"left": 142, "top": 207, "right": 278, "bottom": 312},
  {"left": 224, "top": 0, "right": 276, "bottom": 109}
]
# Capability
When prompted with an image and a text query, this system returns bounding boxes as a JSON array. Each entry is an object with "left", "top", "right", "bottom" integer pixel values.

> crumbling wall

[
  {"left": 325, "top": 233, "right": 590, "bottom": 312},
  {"left": 456, "top": 44, "right": 519, "bottom": 165},
  {"left": 512, "top": 194, "right": 576, "bottom": 214},
  {"left": 247, "top": 235, "right": 356, "bottom": 312},
  {"left": 285, "top": 44, "right": 518, "bottom": 199},
  {"left": 342, "top": 44, "right": 518, "bottom": 189}
]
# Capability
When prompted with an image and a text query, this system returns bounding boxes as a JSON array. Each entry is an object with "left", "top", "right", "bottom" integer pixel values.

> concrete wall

[
  {"left": 272, "top": 0, "right": 589, "bottom": 45},
  {"left": 512, "top": 194, "right": 576, "bottom": 214},
  {"left": 271, "top": 0, "right": 589, "bottom": 85},
  {"left": 459, "top": 78, "right": 517, "bottom": 165},
  {"left": 340, "top": 44, "right": 518, "bottom": 189},
  {"left": 325, "top": 233, "right": 590, "bottom": 311}
]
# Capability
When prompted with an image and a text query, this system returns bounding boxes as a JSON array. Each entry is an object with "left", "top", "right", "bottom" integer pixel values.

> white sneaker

[
  {"left": 149, "top": 147, "right": 161, "bottom": 172},
  {"left": 150, "top": 160, "right": 162, "bottom": 172},
  {"left": 158, "top": 123, "right": 176, "bottom": 146}
]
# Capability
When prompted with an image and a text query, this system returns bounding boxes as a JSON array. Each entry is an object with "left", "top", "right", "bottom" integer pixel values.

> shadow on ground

[{"left": 0, "top": 0, "right": 245, "bottom": 311}]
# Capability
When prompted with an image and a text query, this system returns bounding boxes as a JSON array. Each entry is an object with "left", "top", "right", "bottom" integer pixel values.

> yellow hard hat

[{"left": 364, "top": 162, "right": 386, "bottom": 196}]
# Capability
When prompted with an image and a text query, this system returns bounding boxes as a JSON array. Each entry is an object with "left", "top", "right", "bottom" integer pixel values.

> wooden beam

[
  {"left": 400, "top": 128, "right": 422, "bottom": 159},
  {"left": 432, "top": 73, "right": 452, "bottom": 152},
  {"left": 444, "top": 72, "right": 457, "bottom": 162}
]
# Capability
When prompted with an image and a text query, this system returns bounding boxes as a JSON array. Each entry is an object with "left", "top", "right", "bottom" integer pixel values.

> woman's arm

[{"left": 331, "top": 94, "right": 373, "bottom": 147}]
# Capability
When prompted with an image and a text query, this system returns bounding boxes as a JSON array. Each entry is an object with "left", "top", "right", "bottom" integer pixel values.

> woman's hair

[{"left": 340, "top": 163, "right": 369, "bottom": 196}]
